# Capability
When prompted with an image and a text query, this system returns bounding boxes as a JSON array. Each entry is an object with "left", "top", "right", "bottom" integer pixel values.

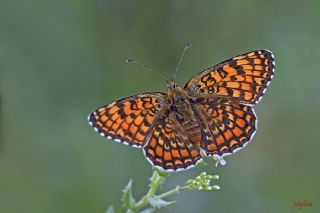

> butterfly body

[
  {"left": 88, "top": 49, "right": 275, "bottom": 172},
  {"left": 168, "top": 86, "right": 202, "bottom": 147}
]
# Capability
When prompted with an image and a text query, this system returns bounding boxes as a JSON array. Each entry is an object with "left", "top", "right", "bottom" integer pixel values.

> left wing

[{"left": 88, "top": 92, "right": 166, "bottom": 148}]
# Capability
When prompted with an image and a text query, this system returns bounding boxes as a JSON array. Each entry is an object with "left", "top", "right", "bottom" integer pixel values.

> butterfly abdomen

[
  {"left": 168, "top": 87, "right": 202, "bottom": 147},
  {"left": 181, "top": 118, "right": 202, "bottom": 146},
  {"left": 174, "top": 107, "right": 202, "bottom": 147}
]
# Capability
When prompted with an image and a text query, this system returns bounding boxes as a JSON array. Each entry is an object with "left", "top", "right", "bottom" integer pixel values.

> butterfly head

[
  {"left": 167, "top": 81, "right": 189, "bottom": 106},
  {"left": 167, "top": 80, "right": 178, "bottom": 92}
]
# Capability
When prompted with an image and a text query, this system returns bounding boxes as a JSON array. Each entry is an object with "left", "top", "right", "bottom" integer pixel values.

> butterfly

[{"left": 88, "top": 48, "right": 275, "bottom": 172}]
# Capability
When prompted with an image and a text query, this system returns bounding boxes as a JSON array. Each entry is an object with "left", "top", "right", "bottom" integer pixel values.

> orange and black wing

[
  {"left": 185, "top": 50, "right": 275, "bottom": 104},
  {"left": 193, "top": 97, "right": 256, "bottom": 157},
  {"left": 143, "top": 109, "right": 202, "bottom": 172},
  {"left": 88, "top": 92, "right": 166, "bottom": 148}
]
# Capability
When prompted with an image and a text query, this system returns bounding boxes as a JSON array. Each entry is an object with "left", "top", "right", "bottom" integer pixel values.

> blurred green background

[{"left": 1, "top": 0, "right": 319, "bottom": 212}]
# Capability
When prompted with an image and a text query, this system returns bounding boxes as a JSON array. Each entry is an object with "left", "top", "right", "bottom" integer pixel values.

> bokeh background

[{"left": 1, "top": 0, "right": 319, "bottom": 212}]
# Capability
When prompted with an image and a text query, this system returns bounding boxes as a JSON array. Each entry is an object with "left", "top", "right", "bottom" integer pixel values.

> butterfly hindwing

[
  {"left": 88, "top": 92, "right": 166, "bottom": 147},
  {"left": 185, "top": 50, "right": 275, "bottom": 104},
  {"left": 143, "top": 109, "right": 202, "bottom": 171},
  {"left": 193, "top": 97, "right": 257, "bottom": 157}
]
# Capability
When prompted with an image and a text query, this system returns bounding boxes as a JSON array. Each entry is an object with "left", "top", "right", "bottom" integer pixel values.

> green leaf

[
  {"left": 148, "top": 197, "right": 176, "bottom": 209},
  {"left": 105, "top": 205, "right": 115, "bottom": 213},
  {"left": 122, "top": 179, "right": 136, "bottom": 209}
]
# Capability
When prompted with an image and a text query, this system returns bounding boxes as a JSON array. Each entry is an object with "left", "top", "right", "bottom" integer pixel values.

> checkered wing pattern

[
  {"left": 185, "top": 50, "right": 275, "bottom": 104},
  {"left": 193, "top": 97, "right": 256, "bottom": 157},
  {"left": 144, "top": 109, "right": 202, "bottom": 171},
  {"left": 88, "top": 92, "right": 166, "bottom": 147}
]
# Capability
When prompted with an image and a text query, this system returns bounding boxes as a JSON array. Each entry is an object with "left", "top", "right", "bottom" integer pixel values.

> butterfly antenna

[
  {"left": 126, "top": 59, "right": 167, "bottom": 81},
  {"left": 172, "top": 43, "right": 192, "bottom": 81}
]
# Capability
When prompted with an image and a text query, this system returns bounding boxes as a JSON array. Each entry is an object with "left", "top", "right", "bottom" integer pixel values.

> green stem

[
  {"left": 130, "top": 169, "right": 166, "bottom": 212},
  {"left": 131, "top": 196, "right": 148, "bottom": 212},
  {"left": 156, "top": 185, "right": 190, "bottom": 200},
  {"left": 126, "top": 169, "right": 194, "bottom": 212},
  {"left": 147, "top": 170, "right": 165, "bottom": 196}
]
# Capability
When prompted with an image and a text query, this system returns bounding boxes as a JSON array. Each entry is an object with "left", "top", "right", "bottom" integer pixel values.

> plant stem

[
  {"left": 130, "top": 169, "right": 166, "bottom": 212},
  {"left": 156, "top": 185, "right": 190, "bottom": 200},
  {"left": 131, "top": 196, "right": 148, "bottom": 213},
  {"left": 147, "top": 170, "right": 165, "bottom": 196}
]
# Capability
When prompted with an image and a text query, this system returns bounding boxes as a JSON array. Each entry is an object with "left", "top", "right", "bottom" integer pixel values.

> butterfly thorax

[{"left": 168, "top": 86, "right": 202, "bottom": 146}]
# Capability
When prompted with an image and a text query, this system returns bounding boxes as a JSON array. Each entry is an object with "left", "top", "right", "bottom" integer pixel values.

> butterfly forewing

[
  {"left": 88, "top": 92, "right": 166, "bottom": 147},
  {"left": 185, "top": 50, "right": 275, "bottom": 104}
]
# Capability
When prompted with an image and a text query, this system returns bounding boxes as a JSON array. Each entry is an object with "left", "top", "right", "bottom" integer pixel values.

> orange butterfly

[{"left": 88, "top": 47, "right": 275, "bottom": 172}]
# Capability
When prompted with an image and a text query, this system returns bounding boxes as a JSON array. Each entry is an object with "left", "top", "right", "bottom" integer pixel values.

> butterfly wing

[
  {"left": 88, "top": 92, "right": 166, "bottom": 147},
  {"left": 192, "top": 97, "right": 256, "bottom": 157},
  {"left": 185, "top": 50, "right": 275, "bottom": 105},
  {"left": 143, "top": 109, "right": 202, "bottom": 172}
]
